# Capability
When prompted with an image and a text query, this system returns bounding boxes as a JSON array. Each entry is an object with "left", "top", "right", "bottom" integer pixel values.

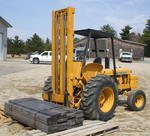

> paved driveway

[{"left": 0, "top": 59, "right": 50, "bottom": 76}]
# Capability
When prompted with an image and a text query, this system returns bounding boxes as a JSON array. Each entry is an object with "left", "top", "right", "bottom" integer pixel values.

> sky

[{"left": 0, "top": 0, "right": 150, "bottom": 41}]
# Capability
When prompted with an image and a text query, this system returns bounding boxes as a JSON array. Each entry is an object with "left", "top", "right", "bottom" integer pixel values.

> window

[
  {"left": 99, "top": 50, "right": 105, "bottom": 52},
  {"left": 42, "top": 52, "right": 48, "bottom": 56},
  {"left": 122, "top": 52, "right": 131, "bottom": 55},
  {"left": 76, "top": 50, "right": 84, "bottom": 57}
]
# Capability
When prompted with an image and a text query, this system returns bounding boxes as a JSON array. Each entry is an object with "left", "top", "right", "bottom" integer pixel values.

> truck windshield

[
  {"left": 122, "top": 52, "right": 131, "bottom": 55},
  {"left": 76, "top": 50, "right": 84, "bottom": 57}
]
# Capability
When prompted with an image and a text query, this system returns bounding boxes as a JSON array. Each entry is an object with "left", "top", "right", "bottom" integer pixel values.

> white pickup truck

[
  {"left": 119, "top": 51, "right": 133, "bottom": 62},
  {"left": 74, "top": 47, "right": 85, "bottom": 61},
  {"left": 30, "top": 51, "right": 52, "bottom": 64}
]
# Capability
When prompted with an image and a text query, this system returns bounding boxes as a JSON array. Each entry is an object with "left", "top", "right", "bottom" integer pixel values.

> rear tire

[
  {"left": 42, "top": 76, "right": 52, "bottom": 101},
  {"left": 33, "top": 58, "right": 39, "bottom": 64},
  {"left": 127, "top": 90, "right": 146, "bottom": 111},
  {"left": 81, "top": 75, "right": 118, "bottom": 121}
]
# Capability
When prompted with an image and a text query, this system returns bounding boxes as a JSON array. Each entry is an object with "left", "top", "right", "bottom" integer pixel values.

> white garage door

[
  {"left": 0, "top": 33, "right": 2, "bottom": 59},
  {"left": 0, "top": 33, "right": 2, "bottom": 46}
]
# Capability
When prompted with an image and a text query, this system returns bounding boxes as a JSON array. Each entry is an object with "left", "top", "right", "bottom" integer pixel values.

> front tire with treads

[
  {"left": 81, "top": 75, "right": 118, "bottom": 121},
  {"left": 127, "top": 90, "right": 146, "bottom": 111}
]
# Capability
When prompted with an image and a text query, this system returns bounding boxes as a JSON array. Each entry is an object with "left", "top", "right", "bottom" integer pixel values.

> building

[
  {"left": 0, "top": 16, "right": 12, "bottom": 61},
  {"left": 74, "top": 37, "right": 146, "bottom": 60}
]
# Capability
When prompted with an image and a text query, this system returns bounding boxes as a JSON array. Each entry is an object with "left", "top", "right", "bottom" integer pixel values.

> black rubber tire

[
  {"left": 42, "top": 76, "right": 52, "bottom": 101},
  {"left": 33, "top": 58, "right": 39, "bottom": 64},
  {"left": 127, "top": 90, "right": 146, "bottom": 111},
  {"left": 81, "top": 74, "right": 118, "bottom": 121}
]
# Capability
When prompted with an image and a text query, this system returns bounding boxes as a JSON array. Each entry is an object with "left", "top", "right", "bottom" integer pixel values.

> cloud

[
  {"left": 6, "top": 0, "right": 149, "bottom": 40},
  {"left": 104, "top": 15, "right": 147, "bottom": 33},
  {"left": 77, "top": 0, "right": 99, "bottom": 2},
  {"left": 8, "top": 26, "right": 51, "bottom": 41},
  {"left": 123, "top": 0, "right": 145, "bottom": 6},
  {"left": 59, "top": 0, "right": 100, "bottom": 7}
]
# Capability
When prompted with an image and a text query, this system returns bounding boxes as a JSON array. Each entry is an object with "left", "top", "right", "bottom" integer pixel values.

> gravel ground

[{"left": 0, "top": 58, "right": 150, "bottom": 136}]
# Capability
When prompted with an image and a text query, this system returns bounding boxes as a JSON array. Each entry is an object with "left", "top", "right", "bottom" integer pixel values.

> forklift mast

[
  {"left": 51, "top": 7, "right": 117, "bottom": 106},
  {"left": 52, "top": 7, "right": 75, "bottom": 105}
]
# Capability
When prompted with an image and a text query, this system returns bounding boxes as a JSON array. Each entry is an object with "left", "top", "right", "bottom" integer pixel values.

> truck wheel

[
  {"left": 42, "top": 76, "right": 52, "bottom": 101},
  {"left": 33, "top": 58, "right": 39, "bottom": 64},
  {"left": 127, "top": 90, "right": 146, "bottom": 111},
  {"left": 81, "top": 75, "right": 118, "bottom": 121}
]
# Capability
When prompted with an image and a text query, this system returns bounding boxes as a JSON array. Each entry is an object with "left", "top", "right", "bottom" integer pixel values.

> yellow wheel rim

[
  {"left": 135, "top": 94, "right": 144, "bottom": 108},
  {"left": 99, "top": 87, "right": 114, "bottom": 113}
]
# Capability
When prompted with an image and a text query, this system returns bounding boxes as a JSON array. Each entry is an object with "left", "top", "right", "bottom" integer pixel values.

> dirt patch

[
  {"left": 0, "top": 60, "right": 51, "bottom": 136},
  {"left": 109, "top": 58, "right": 150, "bottom": 136},
  {"left": 0, "top": 58, "right": 150, "bottom": 136}
]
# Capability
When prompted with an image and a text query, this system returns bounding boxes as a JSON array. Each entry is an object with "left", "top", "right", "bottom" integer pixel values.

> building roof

[
  {"left": 74, "top": 37, "right": 146, "bottom": 47},
  {"left": 114, "top": 37, "right": 146, "bottom": 46},
  {"left": 0, "top": 16, "right": 12, "bottom": 27},
  {"left": 75, "top": 29, "right": 114, "bottom": 39}
]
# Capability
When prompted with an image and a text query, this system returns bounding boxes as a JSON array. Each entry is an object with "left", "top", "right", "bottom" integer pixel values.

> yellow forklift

[{"left": 42, "top": 7, "right": 146, "bottom": 121}]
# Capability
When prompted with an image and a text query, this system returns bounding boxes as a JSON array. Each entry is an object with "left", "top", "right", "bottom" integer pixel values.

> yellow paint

[
  {"left": 99, "top": 87, "right": 115, "bottom": 112},
  {"left": 51, "top": 7, "right": 75, "bottom": 105},
  {"left": 130, "top": 75, "right": 138, "bottom": 90},
  {"left": 59, "top": 12, "right": 66, "bottom": 95},
  {"left": 52, "top": 93, "right": 74, "bottom": 104},
  {"left": 52, "top": 11, "right": 56, "bottom": 94},
  {"left": 45, "top": 7, "right": 139, "bottom": 109},
  {"left": 102, "top": 68, "right": 132, "bottom": 76},
  {"left": 66, "top": 7, "right": 75, "bottom": 99},
  {"left": 81, "top": 66, "right": 136, "bottom": 92},
  {"left": 82, "top": 63, "right": 103, "bottom": 81},
  {"left": 52, "top": 94, "right": 64, "bottom": 103},
  {"left": 72, "top": 62, "right": 83, "bottom": 79},
  {"left": 118, "top": 84, "right": 130, "bottom": 90},
  {"left": 135, "top": 94, "right": 144, "bottom": 108},
  {"left": 42, "top": 92, "right": 49, "bottom": 101}
]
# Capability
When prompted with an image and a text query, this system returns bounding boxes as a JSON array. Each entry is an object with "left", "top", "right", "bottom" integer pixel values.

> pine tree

[
  {"left": 7, "top": 36, "right": 25, "bottom": 57},
  {"left": 25, "top": 33, "right": 44, "bottom": 53},
  {"left": 142, "top": 19, "right": 150, "bottom": 57},
  {"left": 120, "top": 25, "right": 132, "bottom": 40},
  {"left": 100, "top": 24, "right": 117, "bottom": 37},
  {"left": 44, "top": 38, "right": 52, "bottom": 51}
]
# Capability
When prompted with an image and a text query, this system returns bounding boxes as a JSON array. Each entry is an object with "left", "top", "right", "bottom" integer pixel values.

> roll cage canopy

[
  {"left": 75, "top": 28, "right": 114, "bottom": 39},
  {"left": 75, "top": 28, "right": 117, "bottom": 82}
]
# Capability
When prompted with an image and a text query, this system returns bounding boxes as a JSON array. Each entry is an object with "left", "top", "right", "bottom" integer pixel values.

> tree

[
  {"left": 120, "top": 25, "right": 132, "bottom": 40},
  {"left": 13, "top": 36, "right": 25, "bottom": 55},
  {"left": 100, "top": 24, "right": 117, "bottom": 37},
  {"left": 7, "top": 38, "right": 15, "bottom": 57},
  {"left": 44, "top": 38, "right": 52, "bottom": 51},
  {"left": 25, "top": 33, "right": 44, "bottom": 53},
  {"left": 74, "top": 37, "right": 80, "bottom": 42},
  {"left": 129, "top": 32, "right": 142, "bottom": 43},
  {"left": 142, "top": 19, "right": 150, "bottom": 57},
  {"left": 7, "top": 36, "right": 25, "bottom": 57}
]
